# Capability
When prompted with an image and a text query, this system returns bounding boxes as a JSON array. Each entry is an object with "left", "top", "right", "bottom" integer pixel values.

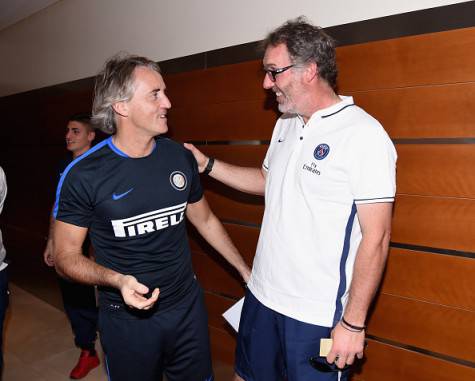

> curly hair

[
  {"left": 263, "top": 16, "right": 337, "bottom": 89},
  {"left": 92, "top": 53, "right": 161, "bottom": 134}
]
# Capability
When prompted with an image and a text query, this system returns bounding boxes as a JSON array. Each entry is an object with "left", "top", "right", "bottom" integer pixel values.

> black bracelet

[
  {"left": 203, "top": 157, "right": 215, "bottom": 175},
  {"left": 341, "top": 317, "right": 366, "bottom": 332}
]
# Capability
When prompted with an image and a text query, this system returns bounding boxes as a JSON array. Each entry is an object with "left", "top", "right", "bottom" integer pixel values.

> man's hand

[
  {"left": 43, "top": 239, "right": 55, "bottom": 267},
  {"left": 326, "top": 322, "right": 365, "bottom": 369},
  {"left": 118, "top": 275, "right": 160, "bottom": 310},
  {"left": 184, "top": 143, "right": 209, "bottom": 173}
]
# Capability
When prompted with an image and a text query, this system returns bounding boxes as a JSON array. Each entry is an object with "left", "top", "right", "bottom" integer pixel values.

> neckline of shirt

[{"left": 107, "top": 136, "right": 157, "bottom": 159}]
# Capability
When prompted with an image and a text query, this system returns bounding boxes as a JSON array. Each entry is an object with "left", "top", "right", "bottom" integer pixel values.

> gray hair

[
  {"left": 92, "top": 53, "right": 161, "bottom": 134},
  {"left": 263, "top": 16, "right": 337, "bottom": 89}
]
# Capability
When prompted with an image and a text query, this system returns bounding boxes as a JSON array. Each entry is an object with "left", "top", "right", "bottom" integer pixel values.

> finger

[
  {"left": 345, "top": 353, "right": 355, "bottom": 365},
  {"left": 326, "top": 350, "right": 337, "bottom": 364},
  {"left": 336, "top": 354, "right": 349, "bottom": 369},
  {"left": 149, "top": 288, "right": 160, "bottom": 300}
]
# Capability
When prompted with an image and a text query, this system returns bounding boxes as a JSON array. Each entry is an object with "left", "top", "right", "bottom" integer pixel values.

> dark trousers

[
  {"left": 59, "top": 277, "right": 98, "bottom": 350},
  {"left": 0, "top": 268, "right": 9, "bottom": 377},
  {"left": 99, "top": 283, "right": 213, "bottom": 381}
]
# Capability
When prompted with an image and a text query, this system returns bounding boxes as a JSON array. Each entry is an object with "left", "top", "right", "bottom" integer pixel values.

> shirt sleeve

[
  {"left": 54, "top": 165, "right": 94, "bottom": 227},
  {"left": 349, "top": 124, "right": 397, "bottom": 204},
  {"left": 186, "top": 150, "right": 204, "bottom": 204},
  {"left": 0, "top": 166, "right": 6, "bottom": 215}
]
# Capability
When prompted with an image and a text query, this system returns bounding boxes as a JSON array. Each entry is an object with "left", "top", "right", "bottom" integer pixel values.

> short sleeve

[
  {"left": 186, "top": 150, "right": 204, "bottom": 204},
  {"left": 54, "top": 166, "right": 94, "bottom": 227},
  {"left": 0, "top": 166, "right": 6, "bottom": 215},
  {"left": 349, "top": 125, "right": 397, "bottom": 204}
]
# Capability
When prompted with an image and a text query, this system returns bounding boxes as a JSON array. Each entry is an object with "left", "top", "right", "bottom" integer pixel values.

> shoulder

[
  {"left": 61, "top": 140, "right": 111, "bottom": 183},
  {"left": 156, "top": 137, "right": 194, "bottom": 159}
]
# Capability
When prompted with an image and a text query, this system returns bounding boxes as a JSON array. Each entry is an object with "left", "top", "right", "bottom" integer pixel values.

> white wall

[{"left": 0, "top": 0, "right": 467, "bottom": 96}]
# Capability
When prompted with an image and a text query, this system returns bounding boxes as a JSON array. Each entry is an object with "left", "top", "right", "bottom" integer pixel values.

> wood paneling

[
  {"left": 203, "top": 189, "right": 264, "bottom": 225},
  {"left": 352, "top": 340, "right": 475, "bottom": 381},
  {"left": 195, "top": 145, "right": 268, "bottom": 168},
  {"left": 396, "top": 144, "right": 475, "bottom": 198},
  {"left": 189, "top": 223, "right": 259, "bottom": 265},
  {"left": 367, "top": 294, "right": 475, "bottom": 362},
  {"left": 392, "top": 195, "right": 475, "bottom": 252},
  {"left": 209, "top": 326, "right": 236, "bottom": 365},
  {"left": 204, "top": 292, "right": 237, "bottom": 331},
  {"left": 165, "top": 60, "right": 265, "bottom": 108},
  {"left": 352, "top": 83, "right": 475, "bottom": 138},
  {"left": 192, "top": 250, "right": 246, "bottom": 299},
  {"left": 338, "top": 27, "right": 475, "bottom": 91},
  {"left": 381, "top": 248, "right": 475, "bottom": 311},
  {"left": 168, "top": 100, "right": 278, "bottom": 141}
]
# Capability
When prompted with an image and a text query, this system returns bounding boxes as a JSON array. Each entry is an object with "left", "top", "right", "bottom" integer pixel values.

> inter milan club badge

[
  {"left": 170, "top": 171, "right": 187, "bottom": 191},
  {"left": 314, "top": 144, "right": 330, "bottom": 160}
]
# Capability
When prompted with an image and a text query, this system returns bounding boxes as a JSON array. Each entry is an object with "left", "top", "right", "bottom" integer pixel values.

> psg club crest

[
  {"left": 314, "top": 144, "right": 330, "bottom": 160},
  {"left": 170, "top": 171, "right": 187, "bottom": 191}
]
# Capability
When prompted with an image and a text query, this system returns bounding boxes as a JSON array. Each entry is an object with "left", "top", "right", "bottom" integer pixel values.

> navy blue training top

[{"left": 54, "top": 136, "right": 203, "bottom": 309}]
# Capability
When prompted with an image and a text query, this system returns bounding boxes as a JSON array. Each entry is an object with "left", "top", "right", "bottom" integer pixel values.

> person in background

[
  {"left": 185, "top": 16, "right": 397, "bottom": 381},
  {"left": 0, "top": 166, "right": 8, "bottom": 378},
  {"left": 43, "top": 114, "right": 99, "bottom": 379}
]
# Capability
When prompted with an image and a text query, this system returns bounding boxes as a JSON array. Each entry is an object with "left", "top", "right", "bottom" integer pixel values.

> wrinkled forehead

[
  {"left": 263, "top": 43, "right": 291, "bottom": 67},
  {"left": 132, "top": 66, "right": 166, "bottom": 93}
]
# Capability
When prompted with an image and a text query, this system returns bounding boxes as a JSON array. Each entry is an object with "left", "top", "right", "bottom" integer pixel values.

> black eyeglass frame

[{"left": 264, "top": 64, "right": 295, "bottom": 82}]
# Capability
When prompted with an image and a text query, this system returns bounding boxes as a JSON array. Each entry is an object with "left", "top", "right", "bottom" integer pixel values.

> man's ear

[
  {"left": 112, "top": 101, "right": 128, "bottom": 118},
  {"left": 304, "top": 62, "right": 318, "bottom": 82},
  {"left": 87, "top": 131, "right": 95, "bottom": 143}
]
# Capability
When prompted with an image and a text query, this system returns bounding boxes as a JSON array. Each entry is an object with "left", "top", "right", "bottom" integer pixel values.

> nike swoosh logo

[
  {"left": 112, "top": 188, "right": 134, "bottom": 201},
  {"left": 278, "top": 138, "right": 285, "bottom": 143}
]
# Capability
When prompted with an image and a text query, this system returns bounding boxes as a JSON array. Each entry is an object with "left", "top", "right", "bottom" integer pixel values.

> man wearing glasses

[{"left": 185, "top": 17, "right": 396, "bottom": 381}]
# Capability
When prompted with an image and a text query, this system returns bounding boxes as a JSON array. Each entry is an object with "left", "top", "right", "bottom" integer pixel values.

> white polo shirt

[{"left": 247, "top": 96, "right": 397, "bottom": 327}]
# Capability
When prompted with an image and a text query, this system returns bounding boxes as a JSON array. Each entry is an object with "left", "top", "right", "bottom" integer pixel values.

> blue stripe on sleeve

[{"left": 53, "top": 138, "right": 110, "bottom": 218}]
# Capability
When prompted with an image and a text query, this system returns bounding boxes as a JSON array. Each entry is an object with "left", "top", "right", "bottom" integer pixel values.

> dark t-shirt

[{"left": 54, "top": 137, "right": 203, "bottom": 309}]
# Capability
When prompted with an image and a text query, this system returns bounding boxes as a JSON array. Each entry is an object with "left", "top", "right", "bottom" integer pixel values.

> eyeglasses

[
  {"left": 264, "top": 65, "right": 295, "bottom": 82},
  {"left": 309, "top": 356, "right": 350, "bottom": 373}
]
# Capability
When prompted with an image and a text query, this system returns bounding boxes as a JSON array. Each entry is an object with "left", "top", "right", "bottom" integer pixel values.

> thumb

[
  {"left": 184, "top": 143, "right": 195, "bottom": 151},
  {"left": 133, "top": 281, "right": 149, "bottom": 295}
]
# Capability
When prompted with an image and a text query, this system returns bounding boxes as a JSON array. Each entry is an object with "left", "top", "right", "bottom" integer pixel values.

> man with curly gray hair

[
  {"left": 52, "top": 53, "right": 251, "bottom": 381},
  {"left": 186, "top": 17, "right": 396, "bottom": 381}
]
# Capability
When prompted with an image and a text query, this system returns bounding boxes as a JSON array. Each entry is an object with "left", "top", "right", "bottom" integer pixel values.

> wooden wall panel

[
  {"left": 189, "top": 223, "right": 260, "bottom": 264},
  {"left": 367, "top": 294, "right": 475, "bottom": 362},
  {"left": 168, "top": 100, "right": 277, "bottom": 141},
  {"left": 192, "top": 250, "right": 245, "bottom": 299},
  {"left": 396, "top": 144, "right": 475, "bottom": 198},
  {"left": 381, "top": 248, "right": 475, "bottom": 311},
  {"left": 204, "top": 189, "right": 264, "bottom": 225},
  {"left": 392, "top": 195, "right": 475, "bottom": 252},
  {"left": 338, "top": 27, "right": 475, "bottom": 91},
  {"left": 197, "top": 145, "right": 268, "bottom": 167},
  {"left": 204, "top": 292, "right": 236, "bottom": 331},
  {"left": 165, "top": 60, "right": 265, "bottom": 108},
  {"left": 352, "top": 83, "right": 475, "bottom": 138},
  {"left": 209, "top": 326, "right": 236, "bottom": 365},
  {"left": 352, "top": 340, "right": 475, "bottom": 381}
]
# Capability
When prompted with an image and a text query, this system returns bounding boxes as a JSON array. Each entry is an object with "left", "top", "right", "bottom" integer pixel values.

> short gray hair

[
  {"left": 92, "top": 53, "right": 161, "bottom": 134},
  {"left": 263, "top": 16, "right": 337, "bottom": 89}
]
